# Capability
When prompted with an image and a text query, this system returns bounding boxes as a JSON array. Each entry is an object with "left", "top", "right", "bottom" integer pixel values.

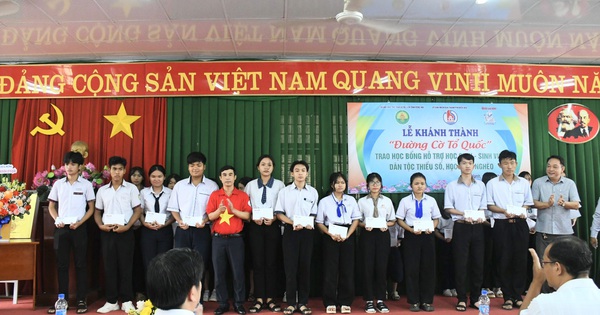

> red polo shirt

[{"left": 206, "top": 188, "right": 251, "bottom": 234}]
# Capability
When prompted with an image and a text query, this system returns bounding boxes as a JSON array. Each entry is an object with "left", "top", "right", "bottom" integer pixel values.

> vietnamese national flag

[{"left": 12, "top": 98, "right": 167, "bottom": 189}]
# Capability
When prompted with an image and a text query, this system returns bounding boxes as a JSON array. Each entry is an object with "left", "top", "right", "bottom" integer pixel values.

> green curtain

[
  {"left": 167, "top": 95, "right": 600, "bottom": 281},
  {"left": 0, "top": 99, "right": 17, "bottom": 164}
]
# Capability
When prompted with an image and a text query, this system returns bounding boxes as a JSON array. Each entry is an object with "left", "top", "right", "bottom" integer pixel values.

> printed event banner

[{"left": 347, "top": 102, "right": 530, "bottom": 193}]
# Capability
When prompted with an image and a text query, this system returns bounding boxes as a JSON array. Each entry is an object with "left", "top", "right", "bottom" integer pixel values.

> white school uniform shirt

[
  {"left": 48, "top": 176, "right": 95, "bottom": 221},
  {"left": 357, "top": 194, "right": 395, "bottom": 222},
  {"left": 316, "top": 193, "right": 361, "bottom": 226},
  {"left": 486, "top": 174, "right": 534, "bottom": 220},
  {"left": 396, "top": 193, "right": 442, "bottom": 226},
  {"left": 274, "top": 182, "right": 319, "bottom": 218},
  {"left": 140, "top": 186, "right": 172, "bottom": 216},
  {"left": 389, "top": 223, "right": 405, "bottom": 247},
  {"left": 245, "top": 177, "right": 285, "bottom": 210},
  {"left": 95, "top": 180, "right": 141, "bottom": 224},
  {"left": 444, "top": 176, "right": 487, "bottom": 221},
  {"left": 167, "top": 176, "right": 218, "bottom": 218}
]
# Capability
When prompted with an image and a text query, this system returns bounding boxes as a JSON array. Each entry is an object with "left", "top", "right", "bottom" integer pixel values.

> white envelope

[
  {"left": 146, "top": 212, "right": 167, "bottom": 225},
  {"left": 293, "top": 215, "right": 314, "bottom": 228},
  {"left": 56, "top": 216, "right": 77, "bottom": 225},
  {"left": 413, "top": 219, "right": 434, "bottom": 232},
  {"left": 183, "top": 216, "right": 204, "bottom": 226},
  {"left": 328, "top": 224, "right": 349, "bottom": 238},
  {"left": 506, "top": 205, "right": 526, "bottom": 216},
  {"left": 365, "top": 216, "right": 387, "bottom": 229},
  {"left": 444, "top": 228, "right": 453, "bottom": 239},
  {"left": 103, "top": 213, "right": 125, "bottom": 225},
  {"left": 252, "top": 207, "right": 273, "bottom": 220},
  {"left": 464, "top": 210, "right": 486, "bottom": 221}
]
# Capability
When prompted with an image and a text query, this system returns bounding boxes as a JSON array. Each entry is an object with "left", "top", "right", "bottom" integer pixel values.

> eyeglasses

[
  {"left": 369, "top": 180, "right": 381, "bottom": 185},
  {"left": 541, "top": 260, "right": 557, "bottom": 267}
]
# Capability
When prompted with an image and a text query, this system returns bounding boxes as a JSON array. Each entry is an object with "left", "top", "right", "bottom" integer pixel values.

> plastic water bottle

[
  {"left": 55, "top": 293, "right": 68, "bottom": 315},
  {"left": 478, "top": 289, "right": 490, "bottom": 315}
]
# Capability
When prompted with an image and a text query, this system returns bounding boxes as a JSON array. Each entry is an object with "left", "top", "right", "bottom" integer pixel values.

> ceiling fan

[{"left": 332, "top": 0, "right": 408, "bottom": 34}]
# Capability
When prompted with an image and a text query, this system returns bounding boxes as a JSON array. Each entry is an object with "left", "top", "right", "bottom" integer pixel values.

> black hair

[
  {"left": 238, "top": 176, "right": 252, "bottom": 187},
  {"left": 547, "top": 236, "right": 593, "bottom": 278},
  {"left": 481, "top": 172, "right": 497, "bottom": 185},
  {"left": 498, "top": 150, "right": 516, "bottom": 163},
  {"left": 410, "top": 172, "right": 426, "bottom": 185},
  {"left": 165, "top": 173, "right": 182, "bottom": 187},
  {"left": 219, "top": 165, "right": 236, "bottom": 175},
  {"left": 518, "top": 171, "right": 531, "bottom": 178},
  {"left": 148, "top": 165, "right": 167, "bottom": 177},
  {"left": 108, "top": 156, "right": 127, "bottom": 168},
  {"left": 187, "top": 152, "right": 207, "bottom": 165},
  {"left": 546, "top": 155, "right": 565, "bottom": 166},
  {"left": 328, "top": 172, "right": 347, "bottom": 193},
  {"left": 63, "top": 151, "right": 84, "bottom": 165},
  {"left": 366, "top": 172, "right": 382, "bottom": 185},
  {"left": 289, "top": 160, "right": 309, "bottom": 172},
  {"left": 457, "top": 153, "right": 474, "bottom": 164},
  {"left": 255, "top": 154, "right": 275, "bottom": 167},
  {"left": 130, "top": 166, "right": 145, "bottom": 179},
  {"left": 146, "top": 248, "right": 204, "bottom": 310}
]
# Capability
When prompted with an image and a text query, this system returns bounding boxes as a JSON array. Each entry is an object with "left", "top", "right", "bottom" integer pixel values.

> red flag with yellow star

[{"left": 12, "top": 98, "right": 167, "bottom": 189}]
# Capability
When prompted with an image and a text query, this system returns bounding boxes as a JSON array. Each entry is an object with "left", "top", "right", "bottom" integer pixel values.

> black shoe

[
  {"left": 215, "top": 305, "right": 230, "bottom": 315},
  {"left": 234, "top": 305, "right": 246, "bottom": 315}
]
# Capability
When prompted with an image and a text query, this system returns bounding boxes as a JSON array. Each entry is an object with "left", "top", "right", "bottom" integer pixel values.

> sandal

[
  {"left": 267, "top": 301, "right": 282, "bottom": 312},
  {"left": 47, "top": 306, "right": 56, "bottom": 314},
  {"left": 298, "top": 304, "right": 312, "bottom": 315},
  {"left": 76, "top": 300, "right": 88, "bottom": 314},
  {"left": 456, "top": 302, "right": 467, "bottom": 312},
  {"left": 514, "top": 300, "right": 523, "bottom": 307},
  {"left": 501, "top": 300, "right": 513, "bottom": 310},
  {"left": 283, "top": 306, "right": 295, "bottom": 315},
  {"left": 249, "top": 302, "right": 264, "bottom": 313},
  {"left": 326, "top": 305, "right": 336, "bottom": 314},
  {"left": 469, "top": 301, "right": 480, "bottom": 310}
]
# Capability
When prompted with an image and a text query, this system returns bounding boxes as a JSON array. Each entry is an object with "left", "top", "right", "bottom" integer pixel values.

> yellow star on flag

[
  {"left": 219, "top": 208, "right": 234, "bottom": 225},
  {"left": 104, "top": 103, "right": 141, "bottom": 138}
]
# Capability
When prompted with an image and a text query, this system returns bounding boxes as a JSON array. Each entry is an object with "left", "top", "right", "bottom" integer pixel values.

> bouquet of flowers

[
  {"left": 128, "top": 300, "right": 155, "bottom": 315},
  {"left": 32, "top": 162, "right": 110, "bottom": 189},
  {"left": 0, "top": 177, "right": 31, "bottom": 223}
]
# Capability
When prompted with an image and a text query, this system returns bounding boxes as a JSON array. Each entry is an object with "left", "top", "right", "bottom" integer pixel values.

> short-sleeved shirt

[
  {"left": 95, "top": 180, "right": 141, "bottom": 224},
  {"left": 357, "top": 194, "right": 395, "bottom": 222},
  {"left": 486, "top": 174, "right": 534, "bottom": 219},
  {"left": 532, "top": 176, "right": 581, "bottom": 235},
  {"left": 48, "top": 176, "right": 95, "bottom": 220},
  {"left": 140, "top": 186, "right": 172, "bottom": 216},
  {"left": 396, "top": 193, "right": 442, "bottom": 226},
  {"left": 316, "top": 193, "right": 361, "bottom": 226},
  {"left": 167, "top": 176, "right": 219, "bottom": 218},
  {"left": 274, "top": 183, "right": 319, "bottom": 218},
  {"left": 444, "top": 176, "right": 487, "bottom": 221},
  {"left": 520, "top": 278, "right": 600, "bottom": 315},
  {"left": 245, "top": 177, "right": 285, "bottom": 210},
  {"left": 589, "top": 197, "right": 600, "bottom": 239},
  {"left": 206, "top": 188, "right": 252, "bottom": 234}
]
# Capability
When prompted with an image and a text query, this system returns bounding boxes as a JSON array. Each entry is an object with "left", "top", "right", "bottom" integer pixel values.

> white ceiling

[{"left": 1, "top": 0, "right": 600, "bottom": 64}]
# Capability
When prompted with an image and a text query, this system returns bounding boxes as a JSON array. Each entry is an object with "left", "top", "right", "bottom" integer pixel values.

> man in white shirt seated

[
  {"left": 147, "top": 248, "right": 205, "bottom": 315},
  {"left": 520, "top": 236, "right": 600, "bottom": 314}
]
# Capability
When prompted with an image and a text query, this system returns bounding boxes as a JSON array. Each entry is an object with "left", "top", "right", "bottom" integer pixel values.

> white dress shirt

[{"left": 520, "top": 278, "right": 600, "bottom": 315}]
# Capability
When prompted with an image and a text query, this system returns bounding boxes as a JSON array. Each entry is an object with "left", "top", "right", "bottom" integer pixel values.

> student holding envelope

[
  {"left": 316, "top": 172, "right": 361, "bottom": 314},
  {"left": 396, "top": 172, "right": 441, "bottom": 313},
  {"left": 357, "top": 172, "right": 396, "bottom": 314},
  {"left": 139, "top": 165, "right": 174, "bottom": 279}
]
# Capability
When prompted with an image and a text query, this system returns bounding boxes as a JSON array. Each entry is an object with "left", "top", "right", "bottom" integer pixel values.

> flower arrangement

[
  {"left": 0, "top": 177, "right": 31, "bottom": 223},
  {"left": 128, "top": 300, "right": 155, "bottom": 315},
  {"left": 32, "top": 162, "right": 110, "bottom": 189}
]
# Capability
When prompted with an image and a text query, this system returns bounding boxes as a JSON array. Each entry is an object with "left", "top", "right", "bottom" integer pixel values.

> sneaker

[
  {"left": 391, "top": 291, "right": 400, "bottom": 301},
  {"left": 375, "top": 301, "right": 389, "bottom": 313},
  {"left": 121, "top": 301, "right": 135, "bottom": 312},
  {"left": 203, "top": 290, "right": 210, "bottom": 302},
  {"left": 494, "top": 288, "right": 503, "bottom": 298},
  {"left": 442, "top": 289, "right": 453, "bottom": 297},
  {"left": 485, "top": 288, "right": 495, "bottom": 298},
  {"left": 365, "top": 301, "right": 376, "bottom": 314},
  {"left": 450, "top": 289, "right": 458, "bottom": 297},
  {"left": 209, "top": 289, "right": 218, "bottom": 302},
  {"left": 96, "top": 302, "right": 119, "bottom": 313}
]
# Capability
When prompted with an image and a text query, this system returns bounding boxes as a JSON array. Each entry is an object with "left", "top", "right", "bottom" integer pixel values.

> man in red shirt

[{"left": 207, "top": 165, "right": 252, "bottom": 315}]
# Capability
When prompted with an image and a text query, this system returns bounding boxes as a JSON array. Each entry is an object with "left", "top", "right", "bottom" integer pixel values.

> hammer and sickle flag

[{"left": 29, "top": 103, "right": 65, "bottom": 136}]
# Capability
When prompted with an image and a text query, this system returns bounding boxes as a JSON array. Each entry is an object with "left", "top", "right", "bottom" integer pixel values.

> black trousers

[
  {"left": 249, "top": 222, "right": 281, "bottom": 300},
  {"left": 174, "top": 226, "right": 211, "bottom": 269},
  {"left": 140, "top": 226, "right": 174, "bottom": 273},
  {"left": 54, "top": 224, "right": 88, "bottom": 301},
  {"left": 101, "top": 229, "right": 134, "bottom": 303},
  {"left": 452, "top": 222, "right": 484, "bottom": 303},
  {"left": 403, "top": 232, "right": 435, "bottom": 305},
  {"left": 282, "top": 226, "right": 314, "bottom": 306},
  {"left": 322, "top": 232, "right": 355, "bottom": 307},
  {"left": 360, "top": 229, "right": 390, "bottom": 301},
  {"left": 492, "top": 219, "right": 528, "bottom": 302},
  {"left": 482, "top": 224, "right": 499, "bottom": 289},
  {"left": 436, "top": 237, "right": 455, "bottom": 290},
  {"left": 213, "top": 235, "right": 245, "bottom": 307}
]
